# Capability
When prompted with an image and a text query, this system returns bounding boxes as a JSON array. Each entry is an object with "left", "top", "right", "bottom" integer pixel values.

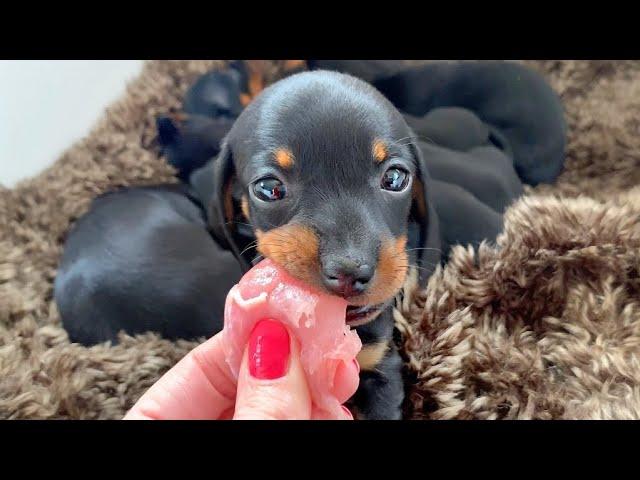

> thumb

[{"left": 233, "top": 319, "right": 312, "bottom": 420}]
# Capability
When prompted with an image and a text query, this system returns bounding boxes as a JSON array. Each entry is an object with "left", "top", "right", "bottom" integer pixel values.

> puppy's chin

[
  {"left": 344, "top": 283, "right": 405, "bottom": 327},
  {"left": 346, "top": 302, "right": 388, "bottom": 327}
]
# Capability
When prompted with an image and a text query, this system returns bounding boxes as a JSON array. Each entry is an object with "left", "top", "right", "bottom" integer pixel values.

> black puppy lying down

[
  {"left": 55, "top": 62, "right": 565, "bottom": 419},
  {"left": 310, "top": 60, "right": 566, "bottom": 186},
  {"left": 55, "top": 184, "right": 242, "bottom": 342}
]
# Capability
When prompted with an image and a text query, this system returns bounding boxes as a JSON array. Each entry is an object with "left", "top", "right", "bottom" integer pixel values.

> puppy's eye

[
  {"left": 381, "top": 167, "right": 410, "bottom": 192},
  {"left": 253, "top": 177, "right": 287, "bottom": 202}
]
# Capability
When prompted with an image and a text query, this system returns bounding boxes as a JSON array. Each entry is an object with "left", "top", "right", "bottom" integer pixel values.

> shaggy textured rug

[{"left": 1, "top": 60, "right": 639, "bottom": 419}]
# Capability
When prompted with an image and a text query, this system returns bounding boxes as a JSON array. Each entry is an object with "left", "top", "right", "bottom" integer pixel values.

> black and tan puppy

[{"left": 204, "top": 70, "right": 443, "bottom": 419}]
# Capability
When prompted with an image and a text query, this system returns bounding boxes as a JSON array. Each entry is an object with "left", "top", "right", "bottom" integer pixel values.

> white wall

[{"left": 0, "top": 60, "right": 144, "bottom": 187}]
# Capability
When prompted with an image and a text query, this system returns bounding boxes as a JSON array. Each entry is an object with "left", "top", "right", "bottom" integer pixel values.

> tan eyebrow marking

[
  {"left": 274, "top": 148, "right": 295, "bottom": 169},
  {"left": 373, "top": 139, "right": 388, "bottom": 163}
]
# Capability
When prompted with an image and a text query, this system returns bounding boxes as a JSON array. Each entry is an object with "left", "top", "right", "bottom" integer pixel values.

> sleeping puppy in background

[
  {"left": 309, "top": 60, "right": 566, "bottom": 186},
  {"left": 54, "top": 183, "right": 244, "bottom": 344},
  {"left": 155, "top": 60, "right": 307, "bottom": 182},
  {"left": 55, "top": 68, "right": 247, "bottom": 346},
  {"left": 155, "top": 65, "right": 246, "bottom": 181},
  {"left": 203, "top": 70, "right": 442, "bottom": 419}
]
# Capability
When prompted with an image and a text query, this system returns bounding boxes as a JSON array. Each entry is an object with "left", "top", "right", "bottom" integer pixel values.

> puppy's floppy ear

[
  {"left": 208, "top": 140, "right": 251, "bottom": 272},
  {"left": 407, "top": 134, "right": 442, "bottom": 283}
]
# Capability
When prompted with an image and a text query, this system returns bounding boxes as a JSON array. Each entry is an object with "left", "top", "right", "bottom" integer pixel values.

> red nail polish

[{"left": 248, "top": 319, "right": 290, "bottom": 380}]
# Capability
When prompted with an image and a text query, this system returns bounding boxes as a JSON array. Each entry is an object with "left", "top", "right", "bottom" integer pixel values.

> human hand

[{"left": 124, "top": 319, "right": 359, "bottom": 420}]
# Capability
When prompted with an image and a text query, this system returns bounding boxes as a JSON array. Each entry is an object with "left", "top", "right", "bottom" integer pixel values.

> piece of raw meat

[{"left": 222, "top": 258, "right": 362, "bottom": 418}]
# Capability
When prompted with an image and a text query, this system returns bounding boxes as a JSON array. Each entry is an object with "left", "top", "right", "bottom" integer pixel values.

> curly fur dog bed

[{"left": 1, "top": 60, "right": 639, "bottom": 419}]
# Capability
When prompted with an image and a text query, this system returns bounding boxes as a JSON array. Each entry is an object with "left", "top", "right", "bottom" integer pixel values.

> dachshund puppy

[
  {"left": 55, "top": 184, "right": 243, "bottom": 345},
  {"left": 205, "top": 70, "right": 444, "bottom": 419}
]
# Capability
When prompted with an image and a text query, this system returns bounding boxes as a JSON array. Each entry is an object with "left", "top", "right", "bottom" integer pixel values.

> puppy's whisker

[
  {"left": 233, "top": 221, "right": 254, "bottom": 228},
  {"left": 414, "top": 135, "right": 436, "bottom": 145},
  {"left": 393, "top": 133, "right": 437, "bottom": 149},
  {"left": 397, "top": 263, "right": 437, "bottom": 272},
  {"left": 239, "top": 238, "right": 260, "bottom": 254},
  {"left": 392, "top": 135, "right": 414, "bottom": 145}
]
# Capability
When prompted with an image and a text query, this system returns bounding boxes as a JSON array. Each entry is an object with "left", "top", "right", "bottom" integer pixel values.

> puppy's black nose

[{"left": 321, "top": 259, "right": 374, "bottom": 298}]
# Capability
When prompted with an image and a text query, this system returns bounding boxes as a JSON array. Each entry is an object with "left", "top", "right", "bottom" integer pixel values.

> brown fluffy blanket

[{"left": 1, "top": 60, "right": 639, "bottom": 419}]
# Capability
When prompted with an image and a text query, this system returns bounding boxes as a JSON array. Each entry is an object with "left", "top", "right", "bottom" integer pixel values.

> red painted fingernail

[
  {"left": 353, "top": 358, "right": 360, "bottom": 374},
  {"left": 342, "top": 406, "right": 354, "bottom": 419},
  {"left": 248, "top": 319, "right": 290, "bottom": 380}
]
